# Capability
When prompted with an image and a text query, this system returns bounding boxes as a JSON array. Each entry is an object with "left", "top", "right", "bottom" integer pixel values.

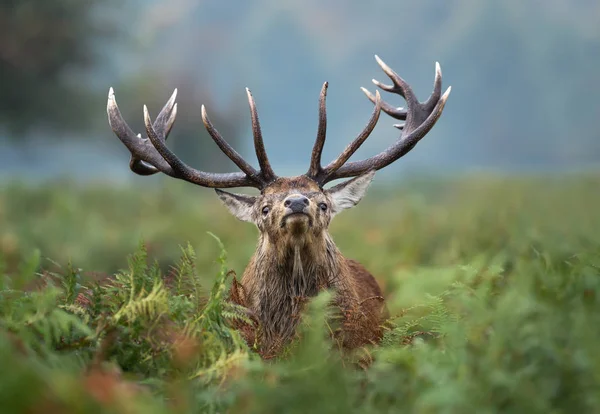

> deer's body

[
  {"left": 106, "top": 55, "right": 450, "bottom": 356},
  {"left": 228, "top": 176, "right": 387, "bottom": 355}
]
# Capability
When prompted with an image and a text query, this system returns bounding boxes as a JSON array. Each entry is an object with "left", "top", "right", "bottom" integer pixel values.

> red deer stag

[{"left": 106, "top": 56, "right": 450, "bottom": 357}]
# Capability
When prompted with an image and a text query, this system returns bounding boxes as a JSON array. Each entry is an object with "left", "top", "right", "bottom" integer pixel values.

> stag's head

[
  {"left": 216, "top": 172, "right": 376, "bottom": 246},
  {"left": 107, "top": 56, "right": 451, "bottom": 247}
]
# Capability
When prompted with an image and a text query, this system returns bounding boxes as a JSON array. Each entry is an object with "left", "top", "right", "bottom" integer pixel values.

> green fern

[{"left": 113, "top": 280, "right": 169, "bottom": 324}]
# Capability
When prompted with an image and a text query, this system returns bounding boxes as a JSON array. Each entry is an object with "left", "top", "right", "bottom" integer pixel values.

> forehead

[{"left": 262, "top": 176, "right": 322, "bottom": 196}]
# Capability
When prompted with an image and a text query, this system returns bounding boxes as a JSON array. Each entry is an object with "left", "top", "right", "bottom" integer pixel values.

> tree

[{"left": 0, "top": 0, "right": 116, "bottom": 136}]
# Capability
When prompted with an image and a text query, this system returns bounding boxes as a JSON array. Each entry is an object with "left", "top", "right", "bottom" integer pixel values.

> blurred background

[
  {"left": 2, "top": 0, "right": 599, "bottom": 180},
  {"left": 1, "top": 0, "right": 599, "bottom": 280},
  {"left": 3, "top": 3, "right": 600, "bottom": 408}
]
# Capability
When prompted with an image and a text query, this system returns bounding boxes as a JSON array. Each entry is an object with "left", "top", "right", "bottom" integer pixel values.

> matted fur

[{"left": 221, "top": 174, "right": 388, "bottom": 357}]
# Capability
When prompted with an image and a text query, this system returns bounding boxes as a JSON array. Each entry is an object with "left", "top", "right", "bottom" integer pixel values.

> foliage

[
  {"left": 1, "top": 236, "right": 253, "bottom": 412},
  {"left": 0, "top": 175, "right": 599, "bottom": 412}
]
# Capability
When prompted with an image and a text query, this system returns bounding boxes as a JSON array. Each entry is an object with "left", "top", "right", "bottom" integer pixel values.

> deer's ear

[
  {"left": 326, "top": 170, "right": 376, "bottom": 216},
  {"left": 215, "top": 189, "right": 257, "bottom": 223}
]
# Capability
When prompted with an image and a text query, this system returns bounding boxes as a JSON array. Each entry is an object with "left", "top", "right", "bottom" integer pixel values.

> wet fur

[{"left": 222, "top": 174, "right": 387, "bottom": 357}]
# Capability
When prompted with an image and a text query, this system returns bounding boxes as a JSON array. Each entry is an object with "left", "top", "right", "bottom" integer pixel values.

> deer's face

[{"left": 216, "top": 170, "right": 375, "bottom": 244}]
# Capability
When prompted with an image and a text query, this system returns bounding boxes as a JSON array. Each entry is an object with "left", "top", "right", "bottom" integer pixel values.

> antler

[
  {"left": 107, "top": 87, "right": 276, "bottom": 189},
  {"left": 307, "top": 55, "right": 451, "bottom": 185}
]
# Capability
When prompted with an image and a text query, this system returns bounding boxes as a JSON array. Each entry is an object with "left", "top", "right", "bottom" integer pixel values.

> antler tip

[
  {"left": 200, "top": 104, "right": 211, "bottom": 125},
  {"left": 443, "top": 85, "right": 452, "bottom": 98},
  {"left": 361, "top": 86, "right": 377, "bottom": 104},
  {"left": 107, "top": 87, "right": 116, "bottom": 106},
  {"left": 374, "top": 54, "right": 388, "bottom": 69},
  {"left": 107, "top": 87, "right": 118, "bottom": 116},
  {"left": 434, "top": 63, "right": 444, "bottom": 90},
  {"left": 169, "top": 88, "right": 178, "bottom": 101},
  {"left": 245, "top": 87, "right": 256, "bottom": 106},
  {"left": 371, "top": 78, "right": 389, "bottom": 91},
  {"left": 143, "top": 104, "right": 152, "bottom": 127}
]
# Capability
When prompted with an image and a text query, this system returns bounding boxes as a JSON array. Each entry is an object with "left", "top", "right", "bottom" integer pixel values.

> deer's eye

[
  {"left": 319, "top": 203, "right": 328, "bottom": 212},
  {"left": 262, "top": 206, "right": 270, "bottom": 215}
]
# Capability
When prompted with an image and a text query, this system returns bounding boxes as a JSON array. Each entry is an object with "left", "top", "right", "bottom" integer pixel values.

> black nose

[{"left": 284, "top": 196, "right": 310, "bottom": 213}]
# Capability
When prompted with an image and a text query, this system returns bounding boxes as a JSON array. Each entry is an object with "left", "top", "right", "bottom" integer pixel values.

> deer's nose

[{"left": 284, "top": 195, "right": 310, "bottom": 213}]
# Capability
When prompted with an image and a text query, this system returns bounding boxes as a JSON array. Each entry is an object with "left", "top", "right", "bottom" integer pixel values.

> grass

[{"left": 0, "top": 173, "right": 599, "bottom": 413}]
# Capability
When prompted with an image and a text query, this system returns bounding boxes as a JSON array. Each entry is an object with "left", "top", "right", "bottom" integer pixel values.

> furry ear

[
  {"left": 326, "top": 170, "right": 376, "bottom": 216},
  {"left": 215, "top": 189, "right": 257, "bottom": 223}
]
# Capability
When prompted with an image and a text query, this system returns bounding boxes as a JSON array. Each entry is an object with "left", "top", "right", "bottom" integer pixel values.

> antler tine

[
  {"left": 320, "top": 56, "right": 451, "bottom": 184},
  {"left": 307, "top": 82, "right": 329, "bottom": 178},
  {"left": 108, "top": 87, "right": 176, "bottom": 176},
  {"left": 107, "top": 87, "right": 260, "bottom": 189},
  {"left": 246, "top": 88, "right": 277, "bottom": 183},
  {"left": 154, "top": 88, "right": 178, "bottom": 138},
  {"left": 423, "top": 61, "right": 443, "bottom": 113},
  {"left": 317, "top": 91, "right": 382, "bottom": 182},
  {"left": 129, "top": 89, "right": 179, "bottom": 175},
  {"left": 373, "top": 55, "right": 419, "bottom": 107},
  {"left": 201, "top": 105, "right": 259, "bottom": 178},
  {"left": 362, "top": 87, "right": 406, "bottom": 120},
  {"left": 142, "top": 105, "right": 257, "bottom": 188}
]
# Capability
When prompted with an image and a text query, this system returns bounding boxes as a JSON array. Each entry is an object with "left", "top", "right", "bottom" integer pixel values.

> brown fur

[{"left": 223, "top": 175, "right": 387, "bottom": 357}]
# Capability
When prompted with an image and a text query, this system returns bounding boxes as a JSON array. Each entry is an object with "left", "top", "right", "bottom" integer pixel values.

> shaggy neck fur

[{"left": 247, "top": 230, "right": 343, "bottom": 347}]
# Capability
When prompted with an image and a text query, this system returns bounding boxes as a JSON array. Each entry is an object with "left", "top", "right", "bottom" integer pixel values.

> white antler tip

[
  {"left": 441, "top": 86, "right": 452, "bottom": 102},
  {"left": 106, "top": 87, "right": 117, "bottom": 115},
  {"left": 245, "top": 87, "right": 255, "bottom": 102},
  {"left": 107, "top": 87, "right": 116, "bottom": 109},
  {"left": 374, "top": 55, "right": 387, "bottom": 68}
]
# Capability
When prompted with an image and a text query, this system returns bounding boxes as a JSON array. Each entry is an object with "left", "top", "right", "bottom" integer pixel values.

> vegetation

[{"left": 1, "top": 174, "right": 599, "bottom": 412}]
